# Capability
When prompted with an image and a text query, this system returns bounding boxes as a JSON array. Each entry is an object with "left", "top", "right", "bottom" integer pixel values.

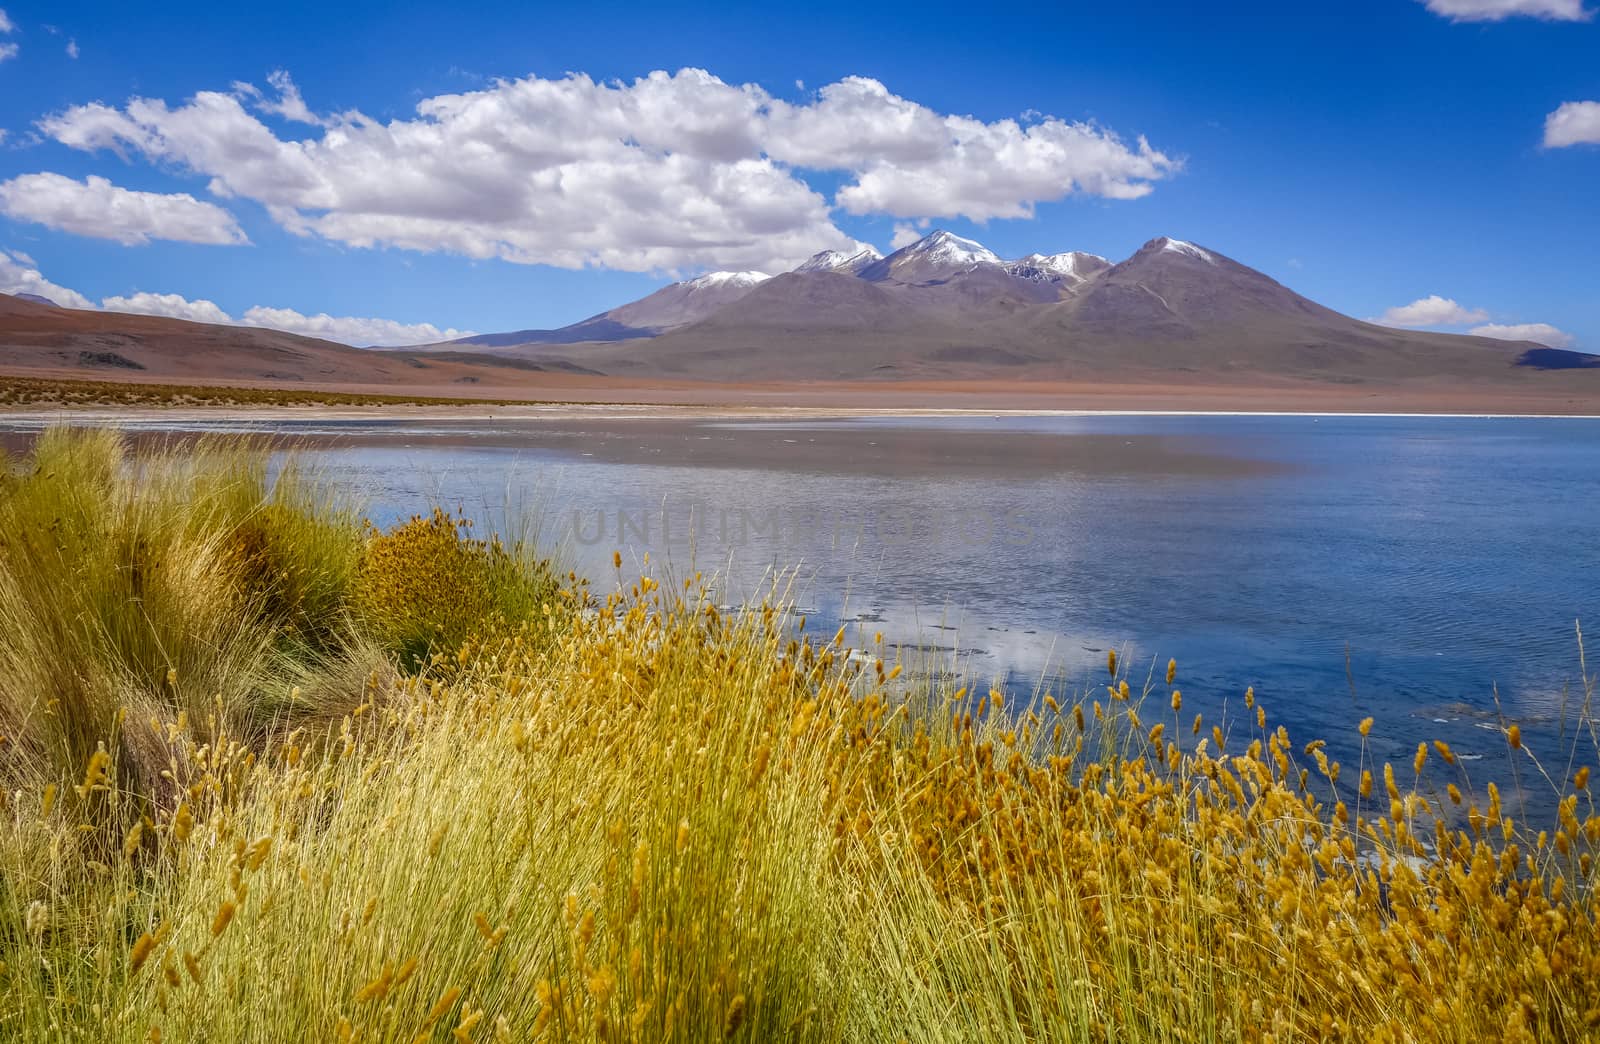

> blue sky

[{"left": 0, "top": 0, "right": 1595, "bottom": 347}]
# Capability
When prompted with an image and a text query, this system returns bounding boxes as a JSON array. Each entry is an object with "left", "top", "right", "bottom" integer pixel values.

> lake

[{"left": 8, "top": 409, "right": 1597, "bottom": 811}]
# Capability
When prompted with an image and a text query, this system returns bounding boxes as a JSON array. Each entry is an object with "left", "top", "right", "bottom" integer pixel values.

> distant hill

[
  {"left": 1, "top": 229, "right": 1595, "bottom": 408},
  {"left": 435, "top": 231, "right": 1592, "bottom": 386},
  {"left": 447, "top": 270, "right": 773, "bottom": 347},
  {"left": 0, "top": 292, "right": 549, "bottom": 390}
]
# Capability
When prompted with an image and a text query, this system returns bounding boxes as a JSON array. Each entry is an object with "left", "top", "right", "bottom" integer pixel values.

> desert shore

[{"left": 3, "top": 371, "right": 1600, "bottom": 419}]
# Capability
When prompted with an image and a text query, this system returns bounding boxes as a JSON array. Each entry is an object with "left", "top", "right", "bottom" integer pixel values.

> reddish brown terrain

[{"left": 3, "top": 232, "right": 1597, "bottom": 414}]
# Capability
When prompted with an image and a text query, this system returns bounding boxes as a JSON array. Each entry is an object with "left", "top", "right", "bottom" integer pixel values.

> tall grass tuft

[
  {"left": 0, "top": 429, "right": 379, "bottom": 802},
  {"left": 0, "top": 427, "right": 1596, "bottom": 1042},
  {"left": 352, "top": 508, "right": 559, "bottom": 672}
]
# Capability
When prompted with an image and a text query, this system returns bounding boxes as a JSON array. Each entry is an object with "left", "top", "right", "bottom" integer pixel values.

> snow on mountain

[
  {"left": 683, "top": 271, "right": 771, "bottom": 289},
  {"left": 451, "top": 231, "right": 1246, "bottom": 348},
  {"left": 795, "top": 247, "right": 883, "bottom": 274},
  {"left": 1156, "top": 238, "right": 1216, "bottom": 263},
  {"left": 860, "top": 230, "right": 1005, "bottom": 284},
  {"left": 592, "top": 270, "right": 772, "bottom": 331},
  {"left": 1005, "top": 252, "right": 1111, "bottom": 284},
  {"left": 900, "top": 230, "right": 1001, "bottom": 267}
]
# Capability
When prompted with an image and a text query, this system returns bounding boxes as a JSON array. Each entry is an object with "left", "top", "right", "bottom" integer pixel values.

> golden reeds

[{"left": 0, "top": 428, "right": 1595, "bottom": 1043}]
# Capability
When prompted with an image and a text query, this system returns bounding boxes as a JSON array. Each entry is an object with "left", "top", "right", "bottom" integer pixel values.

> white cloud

[
  {"left": 1545, "top": 100, "right": 1600, "bottom": 147},
  {"left": 889, "top": 222, "right": 923, "bottom": 249},
  {"left": 1372, "top": 295, "right": 1490, "bottom": 327},
  {"left": 105, "top": 295, "right": 466, "bottom": 345},
  {"left": 261, "top": 70, "right": 318, "bottom": 123},
  {"left": 4, "top": 253, "right": 460, "bottom": 346},
  {"left": 1421, "top": 0, "right": 1592, "bottom": 19},
  {"left": 237, "top": 306, "right": 468, "bottom": 346},
  {"left": 0, "top": 43, "right": 16, "bottom": 64},
  {"left": 767, "top": 76, "right": 1179, "bottom": 219},
  {"left": 0, "top": 249, "right": 95, "bottom": 308},
  {"left": 101, "top": 291, "right": 232, "bottom": 324},
  {"left": 1468, "top": 322, "right": 1576, "bottom": 347},
  {"left": 1371, "top": 296, "right": 1575, "bottom": 347},
  {"left": 0, "top": 173, "right": 248, "bottom": 245},
  {"left": 233, "top": 70, "right": 322, "bottom": 125},
  {"left": 96, "top": 291, "right": 465, "bottom": 345},
  {"left": 38, "top": 68, "right": 1176, "bottom": 273},
  {"left": 66, "top": 39, "right": 77, "bottom": 60},
  {"left": 0, "top": 9, "right": 13, "bottom": 33}
]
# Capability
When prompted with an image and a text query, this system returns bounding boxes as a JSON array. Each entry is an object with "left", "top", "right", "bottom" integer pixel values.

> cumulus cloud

[
  {"left": 1372, "top": 295, "right": 1490, "bottom": 328},
  {"left": 66, "top": 39, "right": 77, "bottom": 59},
  {"left": 0, "top": 9, "right": 13, "bottom": 33},
  {"left": 4, "top": 254, "right": 460, "bottom": 345},
  {"left": 1468, "top": 322, "right": 1576, "bottom": 347},
  {"left": 101, "top": 291, "right": 232, "bottom": 324},
  {"left": 1372, "top": 296, "right": 1577, "bottom": 347},
  {"left": 769, "top": 76, "right": 1178, "bottom": 218},
  {"left": 0, "top": 43, "right": 16, "bottom": 64},
  {"left": 889, "top": 223, "right": 924, "bottom": 249},
  {"left": 1421, "top": 0, "right": 1593, "bottom": 19},
  {"left": 237, "top": 306, "right": 468, "bottom": 346},
  {"left": 233, "top": 70, "right": 322, "bottom": 125},
  {"left": 96, "top": 290, "right": 467, "bottom": 345},
  {"left": 1545, "top": 100, "right": 1600, "bottom": 147},
  {"left": 38, "top": 68, "right": 1176, "bottom": 273},
  {"left": 0, "top": 173, "right": 249, "bottom": 245},
  {"left": 0, "top": 249, "right": 95, "bottom": 308}
]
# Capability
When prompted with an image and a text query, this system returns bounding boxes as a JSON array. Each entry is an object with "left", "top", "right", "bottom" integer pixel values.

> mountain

[
  {"left": 3, "top": 229, "right": 1593, "bottom": 407},
  {"left": 608, "top": 271, "right": 770, "bottom": 328},
  {"left": 795, "top": 247, "right": 882, "bottom": 275},
  {"left": 668, "top": 271, "right": 926, "bottom": 333},
  {"left": 448, "top": 270, "right": 770, "bottom": 348},
  {"left": 0, "top": 292, "right": 566, "bottom": 390},
  {"left": 1005, "top": 252, "right": 1111, "bottom": 289},
  {"left": 453, "top": 230, "right": 1595, "bottom": 388},
  {"left": 1065, "top": 237, "right": 1336, "bottom": 327},
  {"left": 858, "top": 230, "right": 1001, "bottom": 284},
  {"left": 13, "top": 293, "right": 61, "bottom": 308},
  {"left": 432, "top": 231, "right": 1108, "bottom": 360}
]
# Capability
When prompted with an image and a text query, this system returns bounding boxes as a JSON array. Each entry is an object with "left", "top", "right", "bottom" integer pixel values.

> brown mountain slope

[
  {"left": 4, "top": 223, "right": 1597, "bottom": 411},
  {"left": 0, "top": 294, "right": 549, "bottom": 389},
  {"left": 512, "top": 236, "right": 1592, "bottom": 389}
]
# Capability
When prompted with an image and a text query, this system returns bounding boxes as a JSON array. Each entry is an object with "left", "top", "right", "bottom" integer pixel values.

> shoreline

[
  {"left": 0, "top": 403, "right": 1597, "bottom": 424},
  {"left": 5, "top": 368, "right": 1600, "bottom": 419}
]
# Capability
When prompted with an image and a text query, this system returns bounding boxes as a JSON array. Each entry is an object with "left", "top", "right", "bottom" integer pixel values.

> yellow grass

[{"left": 0, "top": 428, "right": 1596, "bottom": 1042}]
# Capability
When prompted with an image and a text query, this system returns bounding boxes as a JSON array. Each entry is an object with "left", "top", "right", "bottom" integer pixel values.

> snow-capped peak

[
  {"left": 1010, "top": 252, "right": 1099, "bottom": 278},
  {"left": 1014, "top": 252, "right": 1076, "bottom": 275},
  {"left": 795, "top": 247, "right": 883, "bottom": 274},
  {"left": 683, "top": 270, "right": 771, "bottom": 290},
  {"left": 902, "top": 230, "right": 1002, "bottom": 266},
  {"left": 1004, "top": 251, "right": 1112, "bottom": 286},
  {"left": 1155, "top": 238, "right": 1215, "bottom": 263}
]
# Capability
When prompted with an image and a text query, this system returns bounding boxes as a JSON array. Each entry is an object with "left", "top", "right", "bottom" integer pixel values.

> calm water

[{"left": 9, "top": 411, "right": 1598, "bottom": 808}]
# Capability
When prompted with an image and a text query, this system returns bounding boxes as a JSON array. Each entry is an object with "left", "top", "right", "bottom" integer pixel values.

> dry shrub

[{"left": 352, "top": 507, "right": 558, "bottom": 670}]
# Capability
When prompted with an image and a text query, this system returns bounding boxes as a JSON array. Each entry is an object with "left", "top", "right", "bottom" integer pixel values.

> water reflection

[{"left": 3, "top": 410, "right": 1595, "bottom": 815}]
